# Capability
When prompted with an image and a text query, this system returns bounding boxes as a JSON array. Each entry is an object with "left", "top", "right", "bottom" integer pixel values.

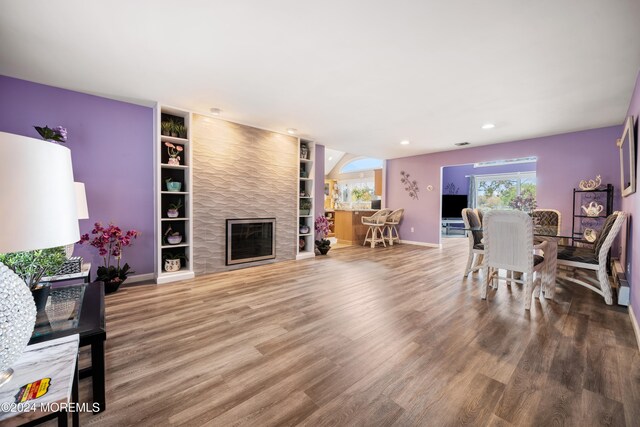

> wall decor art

[{"left": 400, "top": 171, "right": 419, "bottom": 200}]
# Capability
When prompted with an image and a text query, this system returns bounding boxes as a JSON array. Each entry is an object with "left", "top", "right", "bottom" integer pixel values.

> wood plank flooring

[{"left": 75, "top": 238, "right": 639, "bottom": 426}]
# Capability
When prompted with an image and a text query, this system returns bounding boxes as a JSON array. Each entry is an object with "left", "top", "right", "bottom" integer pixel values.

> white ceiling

[
  {"left": 1, "top": 1, "right": 639, "bottom": 159},
  {"left": 324, "top": 148, "right": 345, "bottom": 175}
]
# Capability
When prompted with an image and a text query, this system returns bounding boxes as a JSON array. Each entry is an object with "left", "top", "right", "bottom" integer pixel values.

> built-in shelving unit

[
  {"left": 297, "top": 139, "right": 315, "bottom": 260},
  {"left": 154, "top": 105, "right": 195, "bottom": 284}
]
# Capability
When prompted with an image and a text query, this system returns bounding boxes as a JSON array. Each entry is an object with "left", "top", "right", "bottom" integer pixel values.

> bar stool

[
  {"left": 384, "top": 208, "right": 404, "bottom": 245},
  {"left": 362, "top": 209, "right": 391, "bottom": 248}
]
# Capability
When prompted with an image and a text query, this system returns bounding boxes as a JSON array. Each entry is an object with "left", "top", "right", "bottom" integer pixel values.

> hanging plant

[{"left": 400, "top": 171, "right": 419, "bottom": 200}]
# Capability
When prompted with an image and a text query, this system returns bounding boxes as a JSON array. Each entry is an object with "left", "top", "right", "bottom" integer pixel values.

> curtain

[{"left": 468, "top": 175, "right": 476, "bottom": 208}]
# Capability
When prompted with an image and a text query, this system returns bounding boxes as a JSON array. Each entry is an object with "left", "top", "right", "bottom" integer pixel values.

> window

[
  {"left": 340, "top": 158, "right": 383, "bottom": 174},
  {"left": 475, "top": 172, "right": 536, "bottom": 210}
]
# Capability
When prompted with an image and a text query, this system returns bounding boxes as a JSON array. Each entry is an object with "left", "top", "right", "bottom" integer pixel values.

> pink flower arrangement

[
  {"left": 315, "top": 215, "right": 331, "bottom": 240},
  {"left": 165, "top": 142, "right": 183, "bottom": 161},
  {"left": 79, "top": 222, "right": 139, "bottom": 284}
]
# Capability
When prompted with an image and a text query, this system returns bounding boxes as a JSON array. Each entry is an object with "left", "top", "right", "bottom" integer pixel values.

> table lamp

[
  {"left": 64, "top": 182, "right": 90, "bottom": 258},
  {"left": 0, "top": 131, "right": 79, "bottom": 386}
]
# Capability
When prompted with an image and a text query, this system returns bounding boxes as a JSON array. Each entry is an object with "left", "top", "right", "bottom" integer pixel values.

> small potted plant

[
  {"left": 0, "top": 247, "right": 67, "bottom": 310},
  {"left": 170, "top": 120, "right": 179, "bottom": 137},
  {"left": 164, "top": 226, "right": 183, "bottom": 245},
  {"left": 34, "top": 125, "right": 67, "bottom": 143},
  {"left": 165, "top": 142, "right": 184, "bottom": 165},
  {"left": 174, "top": 123, "right": 187, "bottom": 139},
  {"left": 167, "top": 199, "right": 183, "bottom": 218},
  {"left": 314, "top": 215, "right": 332, "bottom": 255},
  {"left": 161, "top": 121, "right": 173, "bottom": 136},
  {"left": 79, "top": 222, "right": 139, "bottom": 294},
  {"left": 166, "top": 178, "right": 182, "bottom": 192},
  {"left": 300, "top": 198, "right": 312, "bottom": 215},
  {"left": 163, "top": 252, "right": 188, "bottom": 272}
]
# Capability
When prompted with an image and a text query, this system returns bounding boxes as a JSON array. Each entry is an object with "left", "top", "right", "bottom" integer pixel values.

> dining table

[{"left": 463, "top": 225, "right": 576, "bottom": 300}]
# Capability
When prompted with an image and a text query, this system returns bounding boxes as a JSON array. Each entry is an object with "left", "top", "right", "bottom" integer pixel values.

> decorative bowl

[
  {"left": 166, "top": 182, "right": 182, "bottom": 192},
  {"left": 167, "top": 235, "right": 183, "bottom": 245}
]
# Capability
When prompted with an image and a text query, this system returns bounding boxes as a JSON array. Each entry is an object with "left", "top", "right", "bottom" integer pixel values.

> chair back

[
  {"left": 461, "top": 208, "right": 483, "bottom": 248},
  {"left": 531, "top": 209, "right": 561, "bottom": 236},
  {"left": 363, "top": 209, "right": 391, "bottom": 225},
  {"left": 484, "top": 210, "right": 534, "bottom": 273},
  {"left": 474, "top": 208, "right": 484, "bottom": 225},
  {"left": 594, "top": 212, "right": 626, "bottom": 260},
  {"left": 386, "top": 208, "right": 404, "bottom": 224}
]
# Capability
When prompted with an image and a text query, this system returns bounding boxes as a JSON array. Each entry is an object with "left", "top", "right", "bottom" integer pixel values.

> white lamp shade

[
  {"left": 74, "top": 182, "right": 89, "bottom": 219},
  {"left": 0, "top": 131, "right": 79, "bottom": 253}
]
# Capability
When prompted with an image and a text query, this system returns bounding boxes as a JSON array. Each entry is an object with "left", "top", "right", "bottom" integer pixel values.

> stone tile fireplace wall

[{"left": 192, "top": 114, "right": 298, "bottom": 274}]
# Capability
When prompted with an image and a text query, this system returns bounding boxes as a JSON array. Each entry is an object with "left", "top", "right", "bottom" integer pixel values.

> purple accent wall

[
  {"left": 314, "top": 144, "right": 326, "bottom": 237},
  {"left": 622, "top": 71, "right": 640, "bottom": 326},
  {"left": 442, "top": 162, "right": 537, "bottom": 196},
  {"left": 387, "top": 126, "right": 622, "bottom": 244},
  {"left": 0, "top": 75, "right": 154, "bottom": 276}
]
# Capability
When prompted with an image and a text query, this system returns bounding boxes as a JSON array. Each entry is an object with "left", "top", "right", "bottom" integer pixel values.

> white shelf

[
  {"left": 299, "top": 196, "right": 313, "bottom": 199},
  {"left": 155, "top": 104, "right": 195, "bottom": 284},
  {"left": 161, "top": 243, "right": 189, "bottom": 249},
  {"left": 160, "top": 135, "right": 189, "bottom": 144},
  {"left": 299, "top": 177, "right": 312, "bottom": 181},
  {"left": 299, "top": 158, "right": 313, "bottom": 163},
  {"left": 161, "top": 164, "right": 189, "bottom": 170},
  {"left": 299, "top": 214, "right": 313, "bottom": 218},
  {"left": 299, "top": 233, "right": 312, "bottom": 237},
  {"left": 297, "top": 139, "right": 315, "bottom": 260}
]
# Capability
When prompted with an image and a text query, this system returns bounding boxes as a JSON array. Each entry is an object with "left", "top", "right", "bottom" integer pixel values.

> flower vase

[
  {"left": 104, "top": 279, "right": 124, "bottom": 294},
  {"left": 164, "top": 259, "right": 181, "bottom": 272},
  {"left": 168, "top": 157, "right": 180, "bottom": 166}
]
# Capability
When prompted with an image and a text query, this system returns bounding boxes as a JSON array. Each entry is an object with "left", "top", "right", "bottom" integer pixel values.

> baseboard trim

[
  {"left": 630, "top": 305, "right": 640, "bottom": 353},
  {"left": 127, "top": 273, "right": 155, "bottom": 284},
  {"left": 399, "top": 240, "right": 441, "bottom": 248}
]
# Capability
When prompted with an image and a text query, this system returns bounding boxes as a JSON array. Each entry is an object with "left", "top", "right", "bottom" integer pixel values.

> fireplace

[{"left": 226, "top": 218, "right": 276, "bottom": 265}]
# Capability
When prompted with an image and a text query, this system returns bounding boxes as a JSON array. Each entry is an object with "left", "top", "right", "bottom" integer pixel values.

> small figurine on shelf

[
  {"left": 165, "top": 142, "right": 184, "bottom": 165},
  {"left": 300, "top": 143, "right": 309, "bottom": 160}
]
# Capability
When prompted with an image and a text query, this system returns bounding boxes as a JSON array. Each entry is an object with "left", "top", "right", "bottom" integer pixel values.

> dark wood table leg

[
  {"left": 57, "top": 410, "right": 69, "bottom": 427},
  {"left": 72, "top": 354, "right": 79, "bottom": 427},
  {"left": 91, "top": 340, "right": 106, "bottom": 413}
]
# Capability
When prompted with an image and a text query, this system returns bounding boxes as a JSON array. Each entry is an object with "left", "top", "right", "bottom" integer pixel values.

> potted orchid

[
  {"left": 167, "top": 199, "right": 183, "bottom": 218},
  {"left": 165, "top": 142, "right": 184, "bottom": 165},
  {"left": 79, "top": 222, "right": 140, "bottom": 294},
  {"left": 314, "top": 215, "right": 332, "bottom": 255}
]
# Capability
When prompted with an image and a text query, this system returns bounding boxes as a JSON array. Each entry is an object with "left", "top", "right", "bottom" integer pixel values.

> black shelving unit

[{"left": 571, "top": 184, "right": 614, "bottom": 244}]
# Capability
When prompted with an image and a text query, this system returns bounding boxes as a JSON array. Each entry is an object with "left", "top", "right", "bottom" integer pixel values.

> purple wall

[
  {"left": 621, "top": 71, "right": 640, "bottom": 326},
  {"left": 314, "top": 144, "right": 326, "bottom": 237},
  {"left": 442, "top": 162, "right": 537, "bottom": 196},
  {"left": 387, "top": 126, "right": 622, "bottom": 244},
  {"left": 0, "top": 76, "right": 154, "bottom": 276}
]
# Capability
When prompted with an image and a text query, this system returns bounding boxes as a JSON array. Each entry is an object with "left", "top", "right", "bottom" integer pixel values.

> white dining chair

[
  {"left": 531, "top": 208, "right": 562, "bottom": 236},
  {"left": 384, "top": 208, "right": 404, "bottom": 246},
  {"left": 482, "top": 210, "right": 550, "bottom": 310}
]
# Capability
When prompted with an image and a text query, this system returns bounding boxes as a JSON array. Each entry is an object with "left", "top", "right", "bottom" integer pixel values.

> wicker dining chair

[
  {"left": 531, "top": 209, "right": 562, "bottom": 236},
  {"left": 462, "top": 208, "right": 484, "bottom": 277},
  {"left": 556, "top": 211, "right": 627, "bottom": 305},
  {"left": 482, "top": 210, "right": 550, "bottom": 310},
  {"left": 362, "top": 209, "right": 392, "bottom": 248},
  {"left": 384, "top": 208, "right": 404, "bottom": 246}
]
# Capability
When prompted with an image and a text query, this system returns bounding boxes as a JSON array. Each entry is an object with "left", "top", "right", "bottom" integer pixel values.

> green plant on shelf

[
  {"left": 300, "top": 198, "right": 312, "bottom": 213},
  {"left": 162, "top": 251, "right": 189, "bottom": 262}
]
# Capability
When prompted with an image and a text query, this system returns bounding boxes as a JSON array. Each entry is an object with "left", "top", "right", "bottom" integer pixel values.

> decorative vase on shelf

[
  {"left": 300, "top": 225, "right": 310, "bottom": 234},
  {"left": 167, "top": 209, "right": 179, "bottom": 218},
  {"left": 167, "top": 235, "right": 183, "bottom": 245},
  {"left": 164, "top": 259, "right": 181, "bottom": 272},
  {"left": 299, "top": 238, "right": 306, "bottom": 250},
  {"left": 300, "top": 144, "right": 308, "bottom": 159},
  {"left": 166, "top": 181, "right": 182, "bottom": 192},
  {"left": 168, "top": 157, "right": 180, "bottom": 166}
]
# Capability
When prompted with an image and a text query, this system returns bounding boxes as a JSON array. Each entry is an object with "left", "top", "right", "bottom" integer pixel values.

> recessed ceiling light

[
  {"left": 287, "top": 128, "right": 297, "bottom": 135},
  {"left": 400, "top": 140, "right": 410, "bottom": 145},
  {"left": 328, "top": 156, "right": 333, "bottom": 161},
  {"left": 481, "top": 123, "right": 495, "bottom": 130},
  {"left": 455, "top": 142, "right": 470, "bottom": 146},
  {"left": 210, "top": 108, "right": 221, "bottom": 116}
]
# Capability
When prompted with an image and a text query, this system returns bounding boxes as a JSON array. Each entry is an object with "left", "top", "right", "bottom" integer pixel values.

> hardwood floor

[{"left": 77, "top": 238, "right": 639, "bottom": 426}]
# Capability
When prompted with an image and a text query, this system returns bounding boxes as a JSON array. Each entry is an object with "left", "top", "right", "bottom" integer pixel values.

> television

[{"left": 441, "top": 195, "right": 468, "bottom": 219}]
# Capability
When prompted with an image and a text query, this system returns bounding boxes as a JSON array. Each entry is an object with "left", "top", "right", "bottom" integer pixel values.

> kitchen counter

[{"left": 334, "top": 210, "right": 372, "bottom": 245}]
